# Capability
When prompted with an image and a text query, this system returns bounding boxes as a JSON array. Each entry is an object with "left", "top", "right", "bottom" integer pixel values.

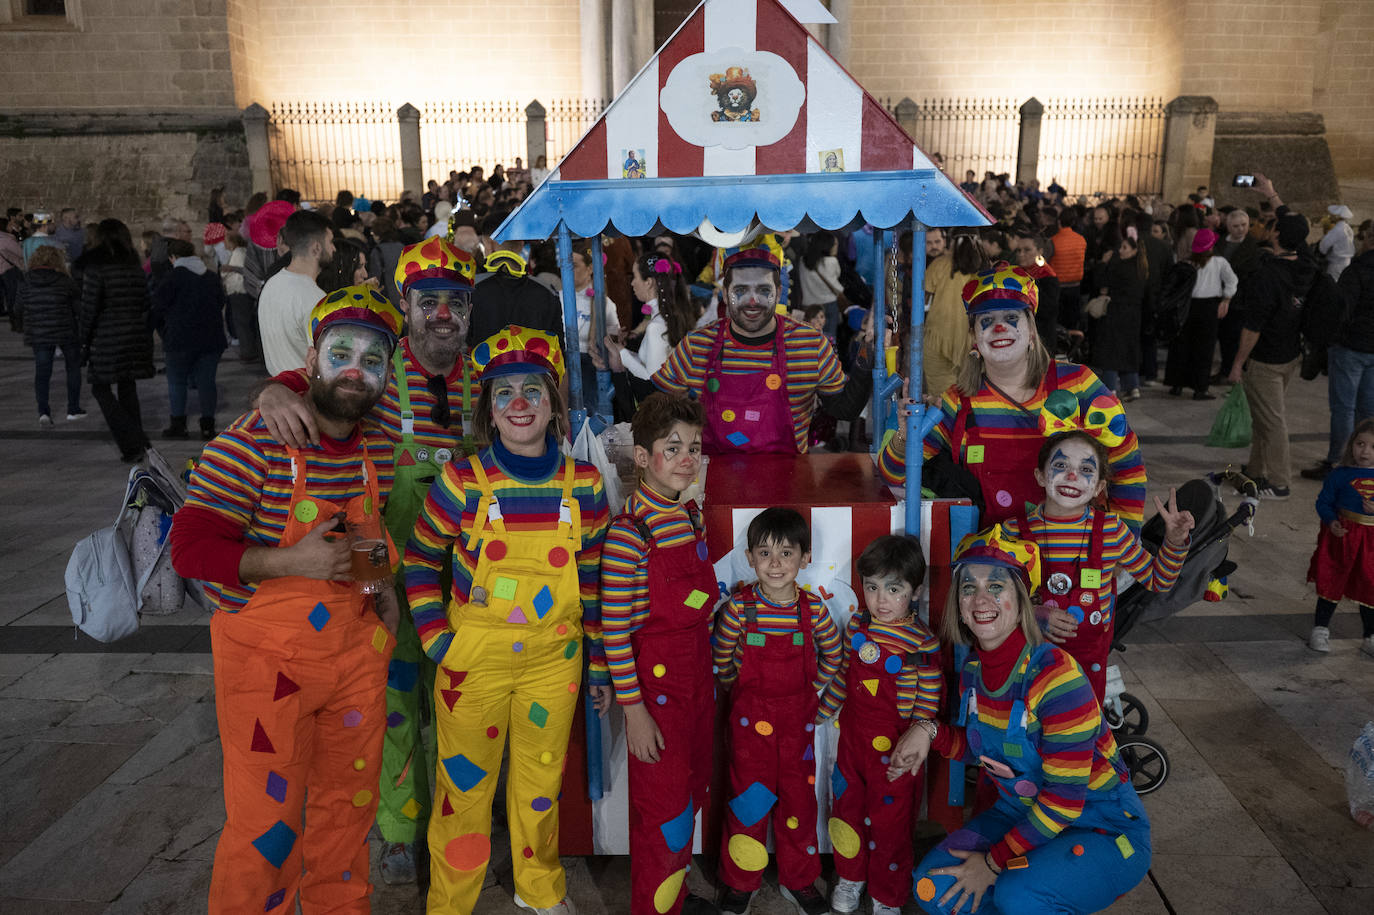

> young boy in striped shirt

[
  {"left": 713, "top": 508, "right": 843, "bottom": 915},
  {"left": 816, "top": 535, "right": 942, "bottom": 915},
  {"left": 599, "top": 393, "right": 718, "bottom": 915}
]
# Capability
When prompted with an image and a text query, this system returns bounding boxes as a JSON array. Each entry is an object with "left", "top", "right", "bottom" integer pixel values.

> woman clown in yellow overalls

[{"left": 403, "top": 326, "right": 610, "bottom": 914}]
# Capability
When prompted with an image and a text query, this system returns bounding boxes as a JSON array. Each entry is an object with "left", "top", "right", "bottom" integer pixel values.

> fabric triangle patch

[
  {"left": 443, "top": 668, "right": 468, "bottom": 688},
  {"left": 251, "top": 719, "right": 275, "bottom": 753},
  {"left": 273, "top": 672, "right": 300, "bottom": 701},
  {"left": 441, "top": 794, "right": 454, "bottom": 816},
  {"left": 507, "top": 606, "right": 527, "bottom": 624},
  {"left": 441, "top": 689, "right": 463, "bottom": 712},
  {"left": 862, "top": 679, "right": 879, "bottom": 697},
  {"left": 398, "top": 450, "right": 417, "bottom": 466}
]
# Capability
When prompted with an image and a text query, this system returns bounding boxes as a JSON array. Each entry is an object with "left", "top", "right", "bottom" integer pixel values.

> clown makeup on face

[
  {"left": 489, "top": 372, "right": 552, "bottom": 456},
  {"left": 958, "top": 563, "right": 1020, "bottom": 650},
  {"left": 973, "top": 308, "right": 1032, "bottom": 367},
  {"left": 1035, "top": 435, "right": 1107, "bottom": 518},
  {"left": 309, "top": 325, "right": 391, "bottom": 423},
  {"left": 407, "top": 288, "right": 471, "bottom": 366},
  {"left": 862, "top": 573, "right": 916, "bottom": 624},
  {"left": 634, "top": 420, "right": 703, "bottom": 499},
  {"left": 725, "top": 265, "right": 779, "bottom": 336}
]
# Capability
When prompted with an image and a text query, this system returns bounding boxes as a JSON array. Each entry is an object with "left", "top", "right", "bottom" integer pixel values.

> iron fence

[
  {"left": 267, "top": 101, "right": 403, "bottom": 203},
  {"left": 420, "top": 99, "right": 526, "bottom": 181},
  {"left": 1038, "top": 97, "right": 1167, "bottom": 197},
  {"left": 545, "top": 97, "right": 608, "bottom": 171},
  {"left": 893, "top": 97, "right": 1022, "bottom": 183}
]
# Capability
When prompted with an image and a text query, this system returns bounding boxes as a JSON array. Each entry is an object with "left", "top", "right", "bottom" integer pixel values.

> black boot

[
  {"left": 162, "top": 416, "right": 189, "bottom": 439},
  {"left": 199, "top": 416, "right": 216, "bottom": 440}
]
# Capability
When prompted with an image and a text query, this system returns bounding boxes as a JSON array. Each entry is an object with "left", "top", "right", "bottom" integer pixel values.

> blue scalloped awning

[{"left": 492, "top": 170, "right": 990, "bottom": 241}]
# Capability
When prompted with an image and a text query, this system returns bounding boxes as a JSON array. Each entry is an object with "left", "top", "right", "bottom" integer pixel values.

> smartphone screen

[{"left": 1233, "top": 174, "right": 1255, "bottom": 187}]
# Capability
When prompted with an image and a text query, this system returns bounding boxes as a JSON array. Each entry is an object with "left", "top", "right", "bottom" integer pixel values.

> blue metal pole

[
  {"left": 905, "top": 224, "right": 928, "bottom": 536},
  {"left": 556, "top": 221, "right": 587, "bottom": 432},
  {"left": 870, "top": 229, "right": 891, "bottom": 454},
  {"left": 589, "top": 234, "right": 612, "bottom": 428}
]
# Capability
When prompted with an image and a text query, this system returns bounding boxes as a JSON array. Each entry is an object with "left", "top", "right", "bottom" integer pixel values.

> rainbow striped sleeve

[
  {"left": 599, "top": 515, "right": 650, "bottom": 705},
  {"left": 650, "top": 327, "right": 708, "bottom": 396},
  {"left": 185, "top": 424, "right": 269, "bottom": 528},
  {"left": 815, "top": 613, "right": 859, "bottom": 721},
  {"left": 402, "top": 458, "right": 471, "bottom": 665},
  {"left": 810, "top": 595, "right": 844, "bottom": 693},
  {"left": 990, "top": 651, "right": 1102, "bottom": 866},
  {"left": 1105, "top": 514, "right": 1186, "bottom": 590},
  {"left": 575, "top": 471, "right": 611, "bottom": 686},
  {"left": 712, "top": 595, "right": 747, "bottom": 686}
]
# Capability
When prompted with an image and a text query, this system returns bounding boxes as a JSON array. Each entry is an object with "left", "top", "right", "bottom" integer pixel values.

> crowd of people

[{"left": 2, "top": 160, "right": 1372, "bottom": 915}]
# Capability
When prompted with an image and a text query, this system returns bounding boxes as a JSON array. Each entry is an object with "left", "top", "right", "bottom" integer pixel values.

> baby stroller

[{"left": 1103, "top": 469, "right": 1261, "bottom": 794}]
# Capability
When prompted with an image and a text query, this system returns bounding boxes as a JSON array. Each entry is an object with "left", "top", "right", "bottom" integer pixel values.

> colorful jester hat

[
  {"left": 310, "top": 284, "right": 404, "bottom": 348},
  {"left": 961, "top": 262, "right": 1040, "bottom": 316},
  {"left": 952, "top": 523, "right": 1043, "bottom": 594},
  {"left": 471, "top": 325, "right": 566, "bottom": 384},
  {"left": 395, "top": 236, "right": 477, "bottom": 298},
  {"left": 1038, "top": 388, "right": 1128, "bottom": 448}
]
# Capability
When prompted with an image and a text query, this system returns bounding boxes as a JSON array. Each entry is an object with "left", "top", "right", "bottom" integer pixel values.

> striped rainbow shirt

[
  {"left": 651, "top": 317, "right": 847, "bottom": 453},
  {"left": 712, "top": 587, "right": 844, "bottom": 693},
  {"left": 816, "top": 613, "right": 943, "bottom": 722},
  {"left": 879, "top": 362, "right": 1147, "bottom": 528}
]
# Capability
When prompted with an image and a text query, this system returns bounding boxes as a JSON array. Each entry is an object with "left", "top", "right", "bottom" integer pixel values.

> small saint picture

[
  {"left": 621, "top": 149, "right": 646, "bottom": 179},
  {"left": 709, "top": 66, "right": 761, "bottom": 122},
  {"left": 819, "top": 149, "right": 845, "bottom": 172}
]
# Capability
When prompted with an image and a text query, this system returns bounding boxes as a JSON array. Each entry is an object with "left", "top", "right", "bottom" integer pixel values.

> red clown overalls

[
  {"left": 950, "top": 374, "right": 1060, "bottom": 524},
  {"left": 623, "top": 505, "right": 719, "bottom": 914},
  {"left": 719, "top": 586, "right": 823, "bottom": 893},
  {"left": 827, "top": 613, "right": 929, "bottom": 908},
  {"left": 209, "top": 449, "right": 396, "bottom": 914},
  {"left": 701, "top": 316, "right": 795, "bottom": 455}
]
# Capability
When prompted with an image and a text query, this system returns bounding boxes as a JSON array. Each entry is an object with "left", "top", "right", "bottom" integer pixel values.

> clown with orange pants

[
  {"left": 171, "top": 286, "right": 406, "bottom": 913},
  {"left": 404, "top": 326, "right": 609, "bottom": 915}
]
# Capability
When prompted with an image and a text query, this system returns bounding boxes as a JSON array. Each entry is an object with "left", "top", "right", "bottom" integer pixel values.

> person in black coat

[
  {"left": 151, "top": 239, "right": 228, "bottom": 439},
  {"left": 80, "top": 218, "right": 154, "bottom": 462},
  {"left": 15, "top": 244, "right": 85, "bottom": 425},
  {"left": 1089, "top": 231, "right": 1147, "bottom": 398}
]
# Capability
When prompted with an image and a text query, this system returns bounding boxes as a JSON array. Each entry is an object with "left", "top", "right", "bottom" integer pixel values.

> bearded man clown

[
  {"left": 998, "top": 391, "right": 1194, "bottom": 701},
  {"left": 404, "top": 326, "right": 609, "bottom": 915},
  {"left": 171, "top": 285, "right": 406, "bottom": 914},
  {"left": 251, "top": 237, "right": 483, "bottom": 884},
  {"left": 879, "top": 263, "right": 1149, "bottom": 530}
]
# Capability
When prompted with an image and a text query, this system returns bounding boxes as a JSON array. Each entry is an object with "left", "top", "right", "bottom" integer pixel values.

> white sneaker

[
  {"left": 830, "top": 878, "right": 864, "bottom": 914},
  {"left": 514, "top": 894, "right": 578, "bottom": 915},
  {"left": 871, "top": 903, "right": 903, "bottom": 915},
  {"left": 38, "top": 414, "right": 53, "bottom": 429},
  {"left": 1309, "top": 626, "right": 1331, "bottom": 653},
  {"left": 1362, "top": 635, "right": 1374, "bottom": 659}
]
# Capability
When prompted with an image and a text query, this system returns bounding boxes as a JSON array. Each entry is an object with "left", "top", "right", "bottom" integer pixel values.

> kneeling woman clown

[
  {"left": 894, "top": 527, "right": 1152, "bottom": 915},
  {"left": 403, "top": 326, "right": 610, "bottom": 915}
]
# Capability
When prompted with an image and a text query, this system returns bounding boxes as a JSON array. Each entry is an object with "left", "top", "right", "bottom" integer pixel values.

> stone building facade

[{"left": 1, "top": 0, "right": 1369, "bottom": 228}]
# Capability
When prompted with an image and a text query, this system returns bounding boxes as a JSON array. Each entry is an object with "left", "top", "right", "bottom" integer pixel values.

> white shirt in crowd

[
  {"left": 576, "top": 287, "right": 621, "bottom": 353},
  {"left": 1191, "top": 255, "right": 1239, "bottom": 300},
  {"left": 620, "top": 298, "right": 670, "bottom": 380},
  {"left": 1320, "top": 220, "right": 1355, "bottom": 281},
  {"left": 223, "top": 246, "right": 246, "bottom": 297},
  {"left": 258, "top": 269, "right": 324, "bottom": 375},
  {"left": 797, "top": 254, "right": 843, "bottom": 306}
]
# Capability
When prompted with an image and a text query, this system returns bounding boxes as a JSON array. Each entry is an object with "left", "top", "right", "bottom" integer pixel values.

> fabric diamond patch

[
  {"left": 528, "top": 701, "right": 549, "bottom": 728},
  {"left": 272, "top": 672, "right": 300, "bottom": 701},
  {"left": 371, "top": 626, "right": 388, "bottom": 652},
  {"left": 660, "top": 798, "right": 696, "bottom": 854},
  {"left": 728, "top": 781, "right": 777, "bottom": 828},
  {"left": 401, "top": 798, "right": 421, "bottom": 819},
  {"left": 387, "top": 660, "right": 419, "bottom": 692},
  {"left": 251, "top": 719, "right": 275, "bottom": 754},
  {"left": 442, "top": 754, "right": 488, "bottom": 793},
  {"left": 684, "top": 589, "right": 709, "bottom": 609},
  {"left": 307, "top": 602, "right": 331, "bottom": 631},
  {"left": 387, "top": 711, "right": 406, "bottom": 728},
  {"left": 264, "top": 888, "right": 286, "bottom": 911},
  {"left": 265, "top": 771, "right": 288, "bottom": 803},
  {"left": 252, "top": 820, "right": 297, "bottom": 869},
  {"left": 726, "top": 431, "right": 749, "bottom": 447},
  {"left": 831, "top": 767, "right": 848, "bottom": 801},
  {"left": 532, "top": 585, "right": 554, "bottom": 618}
]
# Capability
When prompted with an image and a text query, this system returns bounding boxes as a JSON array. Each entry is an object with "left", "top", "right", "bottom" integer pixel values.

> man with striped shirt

[{"left": 652, "top": 246, "right": 872, "bottom": 454}]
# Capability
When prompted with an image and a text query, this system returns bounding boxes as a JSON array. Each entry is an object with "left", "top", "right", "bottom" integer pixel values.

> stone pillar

[
  {"left": 1016, "top": 97, "right": 1043, "bottom": 186},
  {"left": 397, "top": 103, "right": 423, "bottom": 199},
  {"left": 610, "top": 0, "right": 633, "bottom": 95},
  {"left": 632, "top": 0, "right": 654, "bottom": 70},
  {"left": 826, "top": 0, "right": 851, "bottom": 67},
  {"left": 1162, "top": 95, "right": 1218, "bottom": 205},
  {"left": 580, "top": 0, "right": 608, "bottom": 100},
  {"left": 526, "top": 101, "right": 548, "bottom": 174},
  {"left": 242, "top": 103, "right": 271, "bottom": 194},
  {"left": 894, "top": 97, "right": 919, "bottom": 140}
]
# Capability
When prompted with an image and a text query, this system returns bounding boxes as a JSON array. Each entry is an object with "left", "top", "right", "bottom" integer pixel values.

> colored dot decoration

[
  {"left": 916, "top": 877, "right": 937, "bottom": 901},
  {"left": 721, "top": 409, "right": 736, "bottom": 423},
  {"left": 872, "top": 735, "right": 892, "bottom": 752},
  {"left": 727, "top": 834, "right": 769, "bottom": 872},
  {"left": 653, "top": 868, "right": 688, "bottom": 914},
  {"left": 656, "top": 695, "right": 667, "bottom": 705},
  {"left": 540, "top": 751, "right": 555, "bottom": 764},
  {"left": 652, "top": 664, "right": 666, "bottom": 678},
  {"left": 1072, "top": 844, "right": 1085, "bottom": 856},
  {"left": 523, "top": 846, "right": 534, "bottom": 859},
  {"left": 294, "top": 502, "right": 318, "bottom": 523},
  {"left": 828, "top": 817, "right": 861, "bottom": 858},
  {"left": 739, "top": 717, "right": 750, "bottom": 728},
  {"left": 765, "top": 374, "right": 782, "bottom": 390},
  {"left": 342, "top": 709, "right": 363, "bottom": 728},
  {"left": 786, "top": 816, "right": 799, "bottom": 829},
  {"left": 351, "top": 789, "right": 373, "bottom": 807},
  {"left": 487, "top": 725, "right": 500, "bottom": 739},
  {"left": 352, "top": 758, "right": 366, "bottom": 771},
  {"left": 556, "top": 624, "right": 568, "bottom": 635},
  {"left": 512, "top": 642, "right": 524, "bottom": 653},
  {"left": 754, "top": 720, "right": 774, "bottom": 737},
  {"left": 531, "top": 796, "right": 553, "bottom": 812},
  {"left": 548, "top": 546, "right": 569, "bottom": 567},
  {"left": 486, "top": 540, "right": 507, "bottom": 561},
  {"left": 444, "top": 833, "right": 490, "bottom": 871}
]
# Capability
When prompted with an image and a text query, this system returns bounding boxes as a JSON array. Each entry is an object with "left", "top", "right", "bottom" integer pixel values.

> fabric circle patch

[
  {"left": 727, "top": 834, "right": 768, "bottom": 872},
  {"left": 444, "top": 833, "right": 490, "bottom": 871},
  {"left": 487, "top": 726, "right": 500, "bottom": 739},
  {"left": 656, "top": 695, "right": 667, "bottom": 705},
  {"left": 342, "top": 710, "right": 363, "bottom": 728},
  {"left": 548, "top": 546, "right": 569, "bottom": 567},
  {"left": 1013, "top": 779, "right": 1037, "bottom": 797},
  {"left": 828, "top": 817, "right": 861, "bottom": 858},
  {"left": 872, "top": 735, "right": 892, "bottom": 752},
  {"left": 884, "top": 654, "right": 902, "bottom": 674},
  {"left": 512, "top": 642, "right": 524, "bottom": 653},
  {"left": 765, "top": 374, "right": 782, "bottom": 390},
  {"left": 486, "top": 540, "right": 507, "bottom": 561},
  {"left": 786, "top": 816, "right": 799, "bottom": 829},
  {"left": 540, "top": 751, "right": 554, "bottom": 764},
  {"left": 352, "top": 758, "right": 366, "bottom": 771},
  {"left": 294, "top": 502, "right": 318, "bottom": 523},
  {"left": 1067, "top": 605, "right": 1085, "bottom": 623},
  {"left": 523, "top": 846, "right": 534, "bottom": 859},
  {"left": 707, "top": 377, "right": 721, "bottom": 393},
  {"left": 721, "top": 409, "right": 736, "bottom": 423},
  {"left": 351, "top": 789, "right": 372, "bottom": 807},
  {"left": 754, "top": 720, "right": 774, "bottom": 737},
  {"left": 363, "top": 496, "right": 373, "bottom": 514},
  {"left": 804, "top": 722, "right": 815, "bottom": 733},
  {"left": 568, "top": 682, "right": 578, "bottom": 693},
  {"left": 1072, "top": 844, "right": 1085, "bottom": 856},
  {"left": 738, "top": 717, "right": 749, "bottom": 728},
  {"left": 696, "top": 540, "right": 710, "bottom": 561},
  {"left": 916, "top": 877, "right": 937, "bottom": 902},
  {"left": 653, "top": 867, "right": 688, "bottom": 914},
  {"left": 556, "top": 624, "right": 568, "bottom": 635},
  {"left": 652, "top": 663, "right": 667, "bottom": 678},
  {"left": 531, "top": 796, "right": 553, "bottom": 812},
  {"left": 995, "top": 489, "right": 1013, "bottom": 508},
  {"left": 564, "top": 641, "right": 579, "bottom": 659}
]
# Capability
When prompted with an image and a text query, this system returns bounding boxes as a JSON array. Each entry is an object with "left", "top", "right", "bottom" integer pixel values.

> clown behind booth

[
  {"left": 900, "top": 527, "right": 1153, "bottom": 914},
  {"left": 171, "top": 285, "right": 406, "bottom": 913},
  {"left": 403, "top": 326, "right": 609, "bottom": 915}
]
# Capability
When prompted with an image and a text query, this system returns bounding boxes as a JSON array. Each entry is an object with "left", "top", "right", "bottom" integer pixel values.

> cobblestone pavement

[{"left": 1, "top": 329, "right": 1371, "bottom": 914}]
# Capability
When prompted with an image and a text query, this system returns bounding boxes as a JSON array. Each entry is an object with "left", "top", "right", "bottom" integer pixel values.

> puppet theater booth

[{"left": 493, "top": 0, "right": 990, "bottom": 857}]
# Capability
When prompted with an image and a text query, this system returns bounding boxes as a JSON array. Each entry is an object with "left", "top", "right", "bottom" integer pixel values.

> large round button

[{"left": 294, "top": 502, "right": 318, "bottom": 523}]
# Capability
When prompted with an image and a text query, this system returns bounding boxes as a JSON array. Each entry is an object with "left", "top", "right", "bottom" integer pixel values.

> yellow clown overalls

[
  {"left": 376, "top": 346, "right": 474, "bottom": 846},
  {"left": 209, "top": 448, "right": 395, "bottom": 914},
  {"left": 427, "top": 454, "right": 585, "bottom": 913}
]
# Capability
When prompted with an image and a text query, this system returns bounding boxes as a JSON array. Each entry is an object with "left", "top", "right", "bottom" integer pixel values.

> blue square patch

[
  {"left": 252, "top": 820, "right": 297, "bottom": 869},
  {"left": 728, "top": 781, "right": 777, "bottom": 828},
  {"left": 726, "top": 431, "right": 750, "bottom": 448}
]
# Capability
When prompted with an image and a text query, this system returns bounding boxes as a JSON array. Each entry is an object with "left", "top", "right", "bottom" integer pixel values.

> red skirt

[{"left": 1307, "top": 521, "right": 1374, "bottom": 605}]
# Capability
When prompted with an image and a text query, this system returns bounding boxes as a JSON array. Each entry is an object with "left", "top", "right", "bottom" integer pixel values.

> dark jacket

[
  {"left": 15, "top": 268, "right": 81, "bottom": 347},
  {"left": 151, "top": 264, "right": 228, "bottom": 355},
  {"left": 1090, "top": 254, "right": 1145, "bottom": 372},
  {"left": 1141, "top": 235, "right": 1174, "bottom": 316},
  {"left": 1339, "top": 249, "right": 1374, "bottom": 354},
  {"left": 1236, "top": 250, "right": 1319, "bottom": 365},
  {"left": 470, "top": 271, "right": 567, "bottom": 352},
  {"left": 80, "top": 254, "right": 155, "bottom": 383},
  {"left": 1217, "top": 236, "right": 1261, "bottom": 285}
]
